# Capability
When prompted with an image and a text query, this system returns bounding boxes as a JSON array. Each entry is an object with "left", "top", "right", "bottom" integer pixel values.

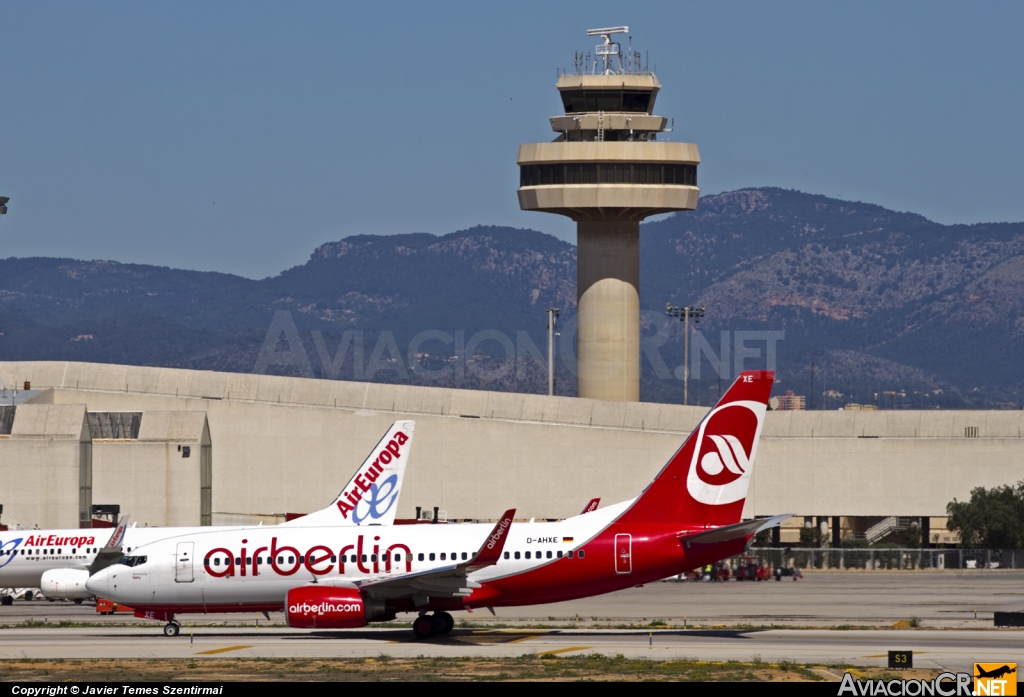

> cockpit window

[{"left": 117, "top": 555, "right": 147, "bottom": 567}]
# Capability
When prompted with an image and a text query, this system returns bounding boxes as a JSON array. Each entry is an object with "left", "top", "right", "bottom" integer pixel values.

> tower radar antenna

[{"left": 587, "top": 26, "right": 628, "bottom": 74}]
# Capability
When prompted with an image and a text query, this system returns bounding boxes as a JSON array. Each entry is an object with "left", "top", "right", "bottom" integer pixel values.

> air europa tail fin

[
  {"left": 618, "top": 371, "right": 774, "bottom": 528},
  {"left": 282, "top": 420, "right": 415, "bottom": 527}
]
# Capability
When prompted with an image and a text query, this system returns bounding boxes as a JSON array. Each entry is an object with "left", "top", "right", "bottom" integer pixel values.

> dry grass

[{"left": 0, "top": 656, "right": 945, "bottom": 682}]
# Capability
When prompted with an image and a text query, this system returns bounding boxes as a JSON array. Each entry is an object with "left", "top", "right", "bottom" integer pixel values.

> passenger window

[
  {"left": 418, "top": 553, "right": 425, "bottom": 562},
  {"left": 358, "top": 554, "right": 365, "bottom": 562},
  {"left": 298, "top": 556, "right": 305, "bottom": 563},
  {"left": 579, "top": 550, "right": 586, "bottom": 558},
  {"left": 461, "top": 553, "right": 468, "bottom": 561},
  {"left": 568, "top": 551, "right": 574, "bottom": 558},
  {"left": 235, "top": 557, "right": 241, "bottom": 565},
  {"left": 557, "top": 551, "right": 563, "bottom": 559},
  {"left": 536, "top": 551, "right": 541, "bottom": 558},
  {"left": 546, "top": 551, "right": 552, "bottom": 559},
  {"left": 514, "top": 551, "right": 520, "bottom": 560},
  {"left": 371, "top": 555, "right": 377, "bottom": 562},
  {"left": 503, "top": 552, "right": 509, "bottom": 560},
  {"left": 288, "top": 556, "right": 295, "bottom": 564},
  {"left": 214, "top": 558, "right": 220, "bottom": 566},
  {"left": 393, "top": 554, "right": 400, "bottom": 561},
  {"left": 72, "top": 548, "right": 76, "bottom": 554},
  {"left": 256, "top": 557, "right": 262, "bottom": 565},
  {"left": 440, "top": 553, "right": 446, "bottom": 561},
  {"left": 429, "top": 553, "right": 435, "bottom": 561},
  {"left": 525, "top": 551, "right": 531, "bottom": 559},
  {"left": 331, "top": 555, "right": 337, "bottom": 563}
]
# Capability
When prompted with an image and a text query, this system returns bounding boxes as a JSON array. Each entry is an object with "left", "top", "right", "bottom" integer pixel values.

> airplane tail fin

[
  {"left": 618, "top": 371, "right": 774, "bottom": 528},
  {"left": 282, "top": 420, "right": 415, "bottom": 527}
]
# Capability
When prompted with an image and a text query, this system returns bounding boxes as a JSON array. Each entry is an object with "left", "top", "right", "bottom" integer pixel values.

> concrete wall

[
  {"left": 1, "top": 361, "right": 1023, "bottom": 525},
  {"left": 0, "top": 404, "right": 89, "bottom": 529},
  {"left": 92, "top": 412, "right": 209, "bottom": 527}
]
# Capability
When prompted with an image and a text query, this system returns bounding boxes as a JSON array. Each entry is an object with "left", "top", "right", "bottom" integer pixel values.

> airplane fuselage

[{"left": 87, "top": 500, "right": 746, "bottom": 614}]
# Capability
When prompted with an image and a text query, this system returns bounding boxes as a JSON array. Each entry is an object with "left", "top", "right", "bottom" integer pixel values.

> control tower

[{"left": 518, "top": 27, "right": 700, "bottom": 402}]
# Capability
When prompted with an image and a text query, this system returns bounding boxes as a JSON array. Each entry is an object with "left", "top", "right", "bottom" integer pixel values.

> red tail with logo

[{"left": 618, "top": 370, "right": 774, "bottom": 528}]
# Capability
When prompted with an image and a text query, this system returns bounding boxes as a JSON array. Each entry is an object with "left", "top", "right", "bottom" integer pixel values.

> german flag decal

[{"left": 562, "top": 537, "right": 574, "bottom": 543}]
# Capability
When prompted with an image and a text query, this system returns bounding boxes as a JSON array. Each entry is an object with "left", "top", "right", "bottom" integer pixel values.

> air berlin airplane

[
  {"left": 0, "top": 421, "right": 415, "bottom": 605},
  {"left": 87, "top": 371, "right": 786, "bottom": 639}
]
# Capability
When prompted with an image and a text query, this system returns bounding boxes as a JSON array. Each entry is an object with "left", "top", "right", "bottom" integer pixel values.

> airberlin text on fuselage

[
  {"left": 335, "top": 431, "right": 409, "bottom": 520},
  {"left": 22, "top": 535, "right": 96, "bottom": 547},
  {"left": 203, "top": 534, "right": 413, "bottom": 578}
]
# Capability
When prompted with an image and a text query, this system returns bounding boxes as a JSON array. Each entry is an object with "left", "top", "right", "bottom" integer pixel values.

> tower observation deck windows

[
  {"left": 559, "top": 90, "right": 655, "bottom": 114},
  {"left": 521, "top": 163, "right": 695, "bottom": 188}
]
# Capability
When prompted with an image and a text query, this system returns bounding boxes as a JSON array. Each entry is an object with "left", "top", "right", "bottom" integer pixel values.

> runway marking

[
  {"left": 509, "top": 635, "right": 547, "bottom": 644},
  {"left": 863, "top": 653, "right": 928, "bottom": 659},
  {"left": 537, "top": 646, "right": 592, "bottom": 656},
  {"left": 195, "top": 645, "right": 253, "bottom": 655}
]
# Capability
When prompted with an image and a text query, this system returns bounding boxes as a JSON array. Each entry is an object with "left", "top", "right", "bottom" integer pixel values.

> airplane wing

[
  {"left": 580, "top": 498, "right": 600, "bottom": 514},
  {"left": 88, "top": 514, "right": 131, "bottom": 574},
  {"left": 281, "top": 421, "right": 415, "bottom": 527},
  {"left": 347, "top": 509, "right": 515, "bottom": 606},
  {"left": 678, "top": 514, "right": 791, "bottom": 549}
]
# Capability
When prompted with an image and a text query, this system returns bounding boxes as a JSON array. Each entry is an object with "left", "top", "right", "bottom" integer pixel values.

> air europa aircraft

[
  {"left": 88, "top": 372, "right": 788, "bottom": 639},
  {"left": 0, "top": 421, "right": 415, "bottom": 605}
]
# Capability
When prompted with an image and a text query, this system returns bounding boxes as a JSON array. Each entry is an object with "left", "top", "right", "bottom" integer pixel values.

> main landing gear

[
  {"left": 163, "top": 621, "right": 180, "bottom": 637},
  {"left": 412, "top": 611, "right": 454, "bottom": 639}
]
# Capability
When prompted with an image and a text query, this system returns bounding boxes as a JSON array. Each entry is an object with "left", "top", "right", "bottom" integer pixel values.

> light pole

[
  {"left": 666, "top": 303, "right": 705, "bottom": 405},
  {"left": 546, "top": 308, "right": 560, "bottom": 396}
]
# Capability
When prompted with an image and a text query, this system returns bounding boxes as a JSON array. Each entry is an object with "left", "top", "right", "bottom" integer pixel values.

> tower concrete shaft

[
  {"left": 517, "top": 29, "right": 700, "bottom": 401},
  {"left": 577, "top": 220, "right": 640, "bottom": 401}
]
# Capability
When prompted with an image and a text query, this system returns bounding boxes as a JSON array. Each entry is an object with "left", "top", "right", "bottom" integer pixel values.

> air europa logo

[
  {"left": 22, "top": 534, "right": 96, "bottom": 547},
  {"left": 336, "top": 431, "right": 409, "bottom": 520},
  {"left": 686, "top": 400, "right": 764, "bottom": 506},
  {"left": 0, "top": 538, "right": 23, "bottom": 569}
]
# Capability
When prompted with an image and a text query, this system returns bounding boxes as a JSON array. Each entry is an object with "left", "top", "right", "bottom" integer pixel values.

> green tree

[{"left": 946, "top": 481, "right": 1024, "bottom": 549}]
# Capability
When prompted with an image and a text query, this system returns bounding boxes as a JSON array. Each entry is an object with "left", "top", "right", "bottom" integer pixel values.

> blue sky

[{"left": 1, "top": 1, "right": 1022, "bottom": 278}]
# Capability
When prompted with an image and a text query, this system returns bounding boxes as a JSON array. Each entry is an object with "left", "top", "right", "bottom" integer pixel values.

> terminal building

[{"left": 2, "top": 360, "right": 1022, "bottom": 547}]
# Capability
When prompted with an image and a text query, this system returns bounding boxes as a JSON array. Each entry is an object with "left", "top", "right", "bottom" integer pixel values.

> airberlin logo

[
  {"left": 686, "top": 401, "right": 764, "bottom": 506},
  {"left": 290, "top": 601, "right": 361, "bottom": 615},
  {"left": 336, "top": 431, "right": 408, "bottom": 521},
  {"left": 486, "top": 517, "right": 511, "bottom": 550}
]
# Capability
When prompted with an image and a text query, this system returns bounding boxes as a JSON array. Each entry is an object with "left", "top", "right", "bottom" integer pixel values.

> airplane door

[
  {"left": 175, "top": 542, "right": 194, "bottom": 583},
  {"left": 615, "top": 534, "right": 632, "bottom": 574}
]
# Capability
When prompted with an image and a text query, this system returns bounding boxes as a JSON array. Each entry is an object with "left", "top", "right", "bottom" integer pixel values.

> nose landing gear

[
  {"left": 412, "top": 611, "right": 454, "bottom": 639},
  {"left": 163, "top": 621, "right": 180, "bottom": 637}
]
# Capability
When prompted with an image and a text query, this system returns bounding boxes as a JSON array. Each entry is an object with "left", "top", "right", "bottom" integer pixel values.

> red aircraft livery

[{"left": 88, "top": 371, "right": 789, "bottom": 639}]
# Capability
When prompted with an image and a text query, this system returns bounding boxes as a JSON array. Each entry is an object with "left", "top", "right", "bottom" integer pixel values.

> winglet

[
  {"left": 89, "top": 514, "right": 131, "bottom": 573},
  {"left": 467, "top": 509, "right": 515, "bottom": 572},
  {"left": 580, "top": 498, "right": 600, "bottom": 514}
]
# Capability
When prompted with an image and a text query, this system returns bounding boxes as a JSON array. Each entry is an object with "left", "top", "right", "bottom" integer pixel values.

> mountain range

[{"left": 2, "top": 187, "right": 1023, "bottom": 409}]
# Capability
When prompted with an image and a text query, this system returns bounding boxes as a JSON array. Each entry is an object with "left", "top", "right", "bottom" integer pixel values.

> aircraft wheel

[
  {"left": 435, "top": 612, "right": 454, "bottom": 635},
  {"left": 23, "top": 591, "right": 32, "bottom": 602},
  {"left": 163, "top": 623, "right": 180, "bottom": 638},
  {"left": 412, "top": 615, "right": 435, "bottom": 640},
  {"left": 74, "top": 598, "right": 83, "bottom": 605},
  {"left": 1, "top": 596, "right": 12, "bottom": 606}
]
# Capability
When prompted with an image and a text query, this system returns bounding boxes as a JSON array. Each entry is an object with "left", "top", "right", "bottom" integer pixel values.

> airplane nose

[{"left": 85, "top": 567, "right": 110, "bottom": 596}]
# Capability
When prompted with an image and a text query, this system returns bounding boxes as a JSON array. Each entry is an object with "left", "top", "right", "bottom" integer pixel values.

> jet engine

[
  {"left": 285, "top": 586, "right": 392, "bottom": 628},
  {"left": 41, "top": 569, "right": 92, "bottom": 600}
]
